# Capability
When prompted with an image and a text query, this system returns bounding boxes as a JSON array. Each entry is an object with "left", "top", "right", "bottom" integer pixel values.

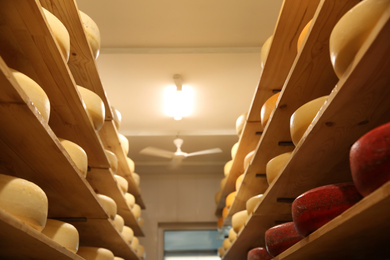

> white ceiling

[{"left": 76, "top": 0, "right": 284, "bottom": 175}]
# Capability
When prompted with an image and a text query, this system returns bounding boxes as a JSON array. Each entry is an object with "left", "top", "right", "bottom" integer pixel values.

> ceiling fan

[{"left": 139, "top": 138, "right": 222, "bottom": 167}]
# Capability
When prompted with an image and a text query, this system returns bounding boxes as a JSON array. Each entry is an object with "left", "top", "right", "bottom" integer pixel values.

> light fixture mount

[{"left": 173, "top": 74, "right": 182, "bottom": 91}]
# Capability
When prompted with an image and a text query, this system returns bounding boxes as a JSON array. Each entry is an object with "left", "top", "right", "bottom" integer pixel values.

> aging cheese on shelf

[
  {"left": 297, "top": 20, "right": 312, "bottom": 52},
  {"left": 59, "top": 138, "right": 88, "bottom": 177},
  {"left": 224, "top": 160, "right": 233, "bottom": 177},
  {"left": 0, "top": 174, "right": 48, "bottom": 232},
  {"left": 260, "top": 35, "right": 273, "bottom": 68},
  {"left": 232, "top": 210, "right": 248, "bottom": 233},
  {"left": 223, "top": 238, "right": 232, "bottom": 251},
  {"left": 231, "top": 142, "right": 239, "bottom": 159},
  {"left": 126, "top": 157, "right": 135, "bottom": 174},
  {"left": 228, "top": 227, "right": 237, "bottom": 242},
  {"left": 121, "top": 226, "right": 134, "bottom": 244},
  {"left": 79, "top": 11, "right": 101, "bottom": 60},
  {"left": 77, "top": 246, "right": 114, "bottom": 260},
  {"left": 218, "top": 246, "right": 225, "bottom": 258},
  {"left": 225, "top": 191, "right": 237, "bottom": 209},
  {"left": 119, "top": 134, "right": 129, "bottom": 155},
  {"left": 124, "top": 192, "right": 135, "bottom": 209},
  {"left": 41, "top": 8, "right": 70, "bottom": 62},
  {"left": 132, "top": 204, "right": 141, "bottom": 219},
  {"left": 112, "top": 214, "right": 124, "bottom": 233},
  {"left": 111, "top": 106, "right": 122, "bottom": 130},
  {"left": 261, "top": 92, "right": 280, "bottom": 128},
  {"left": 114, "top": 257, "right": 124, "bottom": 260},
  {"left": 243, "top": 150, "right": 255, "bottom": 171},
  {"left": 265, "top": 222, "right": 304, "bottom": 257},
  {"left": 96, "top": 194, "right": 117, "bottom": 220},
  {"left": 130, "top": 236, "right": 139, "bottom": 251},
  {"left": 246, "top": 194, "right": 264, "bottom": 215},
  {"left": 247, "top": 247, "right": 273, "bottom": 260},
  {"left": 266, "top": 152, "right": 293, "bottom": 185},
  {"left": 235, "top": 112, "right": 247, "bottom": 137},
  {"left": 10, "top": 69, "right": 51, "bottom": 123},
  {"left": 137, "top": 245, "right": 146, "bottom": 259},
  {"left": 132, "top": 172, "right": 140, "bottom": 186},
  {"left": 113, "top": 174, "right": 128, "bottom": 194},
  {"left": 77, "top": 85, "right": 105, "bottom": 131},
  {"left": 138, "top": 217, "right": 144, "bottom": 227},
  {"left": 235, "top": 173, "right": 244, "bottom": 191},
  {"left": 105, "top": 150, "right": 118, "bottom": 173},
  {"left": 41, "top": 219, "right": 79, "bottom": 253}
]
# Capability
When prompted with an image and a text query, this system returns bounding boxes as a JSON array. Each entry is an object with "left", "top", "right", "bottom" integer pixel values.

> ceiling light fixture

[{"left": 163, "top": 74, "right": 194, "bottom": 120}]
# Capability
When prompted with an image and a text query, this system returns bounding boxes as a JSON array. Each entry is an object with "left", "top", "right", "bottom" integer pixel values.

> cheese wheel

[
  {"left": 260, "top": 35, "right": 273, "bottom": 68},
  {"left": 113, "top": 175, "right": 128, "bottom": 194},
  {"left": 77, "top": 246, "right": 114, "bottom": 260},
  {"left": 228, "top": 228, "right": 237, "bottom": 242},
  {"left": 111, "top": 107, "right": 122, "bottom": 130},
  {"left": 235, "top": 173, "right": 244, "bottom": 191},
  {"left": 105, "top": 150, "right": 118, "bottom": 173},
  {"left": 42, "top": 8, "right": 70, "bottom": 62},
  {"left": 121, "top": 226, "right": 134, "bottom": 244},
  {"left": 112, "top": 214, "right": 124, "bottom": 233},
  {"left": 218, "top": 246, "right": 225, "bottom": 258},
  {"left": 235, "top": 113, "right": 247, "bottom": 136},
  {"left": 232, "top": 210, "right": 248, "bottom": 233},
  {"left": 290, "top": 96, "right": 328, "bottom": 146},
  {"left": 132, "top": 172, "right": 140, "bottom": 186},
  {"left": 217, "top": 217, "right": 224, "bottom": 229},
  {"left": 138, "top": 217, "right": 144, "bottom": 227},
  {"left": 223, "top": 238, "right": 232, "bottom": 250},
  {"left": 0, "top": 174, "right": 48, "bottom": 231},
  {"left": 224, "top": 160, "right": 233, "bottom": 177},
  {"left": 261, "top": 92, "right": 280, "bottom": 128},
  {"left": 231, "top": 142, "right": 239, "bottom": 159},
  {"left": 225, "top": 191, "right": 236, "bottom": 209},
  {"left": 118, "top": 134, "right": 129, "bottom": 155},
  {"left": 132, "top": 204, "right": 141, "bottom": 219},
  {"left": 79, "top": 11, "right": 101, "bottom": 60},
  {"left": 244, "top": 150, "right": 256, "bottom": 171},
  {"left": 137, "top": 245, "right": 145, "bottom": 259},
  {"left": 59, "top": 138, "right": 88, "bottom": 177},
  {"left": 11, "top": 69, "right": 50, "bottom": 123},
  {"left": 246, "top": 194, "right": 264, "bottom": 214},
  {"left": 41, "top": 219, "right": 79, "bottom": 253},
  {"left": 222, "top": 206, "right": 229, "bottom": 219},
  {"left": 114, "top": 257, "right": 124, "bottom": 260},
  {"left": 329, "top": 0, "right": 390, "bottom": 78},
  {"left": 297, "top": 20, "right": 312, "bottom": 52},
  {"left": 77, "top": 85, "right": 105, "bottom": 131},
  {"left": 126, "top": 157, "right": 135, "bottom": 173},
  {"left": 131, "top": 236, "right": 139, "bottom": 251},
  {"left": 124, "top": 193, "right": 135, "bottom": 209},
  {"left": 96, "top": 194, "right": 117, "bottom": 220},
  {"left": 266, "top": 152, "right": 293, "bottom": 185}
]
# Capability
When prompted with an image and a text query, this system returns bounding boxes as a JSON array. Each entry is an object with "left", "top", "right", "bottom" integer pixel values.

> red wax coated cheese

[
  {"left": 292, "top": 183, "right": 362, "bottom": 237},
  {"left": 247, "top": 247, "right": 272, "bottom": 260},
  {"left": 350, "top": 122, "right": 390, "bottom": 196},
  {"left": 265, "top": 222, "right": 304, "bottom": 257}
]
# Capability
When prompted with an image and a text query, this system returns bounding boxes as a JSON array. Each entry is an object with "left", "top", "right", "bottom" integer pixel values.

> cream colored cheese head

[
  {"left": 59, "top": 138, "right": 88, "bottom": 177},
  {"left": 112, "top": 214, "right": 124, "bottom": 233},
  {"left": 124, "top": 192, "right": 135, "bottom": 209},
  {"left": 77, "top": 246, "right": 114, "bottom": 260},
  {"left": 137, "top": 245, "right": 146, "bottom": 259},
  {"left": 228, "top": 227, "right": 237, "bottom": 242},
  {"left": 126, "top": 157, "right": 135, "bottom": 173},
  {"left": 96, "top": 194, "right": 117, "bottom": 220},
  {"left": 131, "top": 236, "right": 139, "bottom": 251},
  {"left": 231, "top": 142, "right": 239, "bottom": 160},
  {"left": 261, "top": 92, "right": 280, "bottom": 128},
  {"left": 114, "top": 175, "right": 128, "bottom": 194},
  {"left": 114, "top": 257, "right": 125, "bottom": 260},
  {"left": 235, "top": 173, "right": 244, "bottom": 191},
  {"left": 223, "top": 238, "right": 232, "bottom": 251},
  {"left": 224, "top": 160, "right": 233, "bottom": 177},
  {"left": 246, "top": 194, "right": 264, "bottom": 214},
  {"left": 132, "top": 172, "right": 140, "bottom": 186},
  {"left": 225, "top": 191, "right": 236, "bottom": 209},
  {"left": 138, "top": 217, "right": 144, "bottom": 227},
  {"left": 218, "top": 246, "right": 225, "bottom": 258},
  {"left": 11, "top": 69, "right": 50, "bottom": 123},
  {"left": 118, "top": 134, "right": 129, "bottom": 156},
  {"left": 266, "top": 152, "right": 293, "bottom": 185},
  {"left": 41, "top": 219, "right": 79, "bottom": 253},
  {"left": 132, "top": 204, "right": 141, "bottom": 219},
  {"left": 111, "top": 106, "right": 122, "bottom": 130},
  {"left": 290, "top": 96, "right": 328, "bottom": 146},
  {"left": 232, "top": 210, "right": 248, "bottom": 233},
  {"left": 260, "top": 35, "right": 273, "bottom": 68},
  {"left": 329, "top": 0, "right": 390, "bottom": 78},
  {"left": 0, "top": 174, "right": 48, "bottom": 232},
  {"left": 105, "top": 150, "right": 118, "bottom": 173},
  {"left": 77, "top": 85, "right": 105, "bottom": 131},
  {"left": 42, "top": 8, "right": 70, "bottom": 62},
  {"left": 235, "top": 112, "right": 247, "bottom": 137},
  {"left": 79, "top": 11, "right": 101, "bottom": 60},
  {"left": 297, "top": 20, "right": 312, "bottom": 52},
  {"left": 121, "top": 226, "right": 134, "bottom": 244},
  {"left": 243, "top": 150, "right": 256, "bottom": 171}
]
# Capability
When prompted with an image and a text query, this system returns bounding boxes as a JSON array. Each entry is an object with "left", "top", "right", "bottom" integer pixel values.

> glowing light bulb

[{"left": 163, "top": 85, "right": 194, "bottom": 120}]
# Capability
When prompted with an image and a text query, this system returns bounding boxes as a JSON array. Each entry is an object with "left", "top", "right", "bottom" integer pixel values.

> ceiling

[{"left": 75, "top": 0, "right": 284, "bottom": 175}]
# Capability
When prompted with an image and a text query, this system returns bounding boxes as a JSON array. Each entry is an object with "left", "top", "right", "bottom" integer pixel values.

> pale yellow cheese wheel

[
  {"left": 77, "top": 246, "right": 114, "bottom": 260},
  {"left": 42, "top": 8, "right": 70, "bottom": 62},
  {"left": 77, "top": 85, "right": 105, "bottom": 131},
  {"left": 114, "top": 257, "right": 124, "bottom": 260},
  {"left": 329, "top": 0, "right": 390, "bottom": 78},
  {"left": 114, "top": 175, "right": 128, "bottom": 194},
  {"left": 121, "top": 226, "right": 134, "bottom": 244},
  {"left": 290, "top": 96, "right": 328, "bottom": 146},
  {"left": 0, "top": 174, "right": 48, "bottom": 232},
  {"left": 137, "top": 245, "right": 146, "bottom": 259},
  {"left": 11, "top": 69, "right": 50, "bottom": 123},
  {"left": 224, "top": 160, "right": 233, "bottom": 177},
  {"left": 118, "top": 134, "right": 129, "bottom": 155},
  {"left": 266, "top": 152, "right": 293, "bottom": 185},
  {"left": 96, "top": 194, "right": 117, "bottom": 220},
  {"left": 126, "top": 157, "right": 135, "bottom": 173},
  {"left": 261, "top": 92, "right": 280, "bottom": 128},
  {"left": 111, "top": 106, "right": 122, "bottom": 130},
  {"left": 243, "top": 150, "right": 256, "bottom": 171},
  {"left": 223, "top": 238, "right": 232, "bottom": 250},
  {"left": 138, "top": 217, "right": 144, "bottom": 227},
  {"left": 228, "top": 228, "right": 237, "bottom": 242},
  {"left": 246, "top": 194, "right": 264, "bottom": 215},
  {"left": 132, "top": 204, "right": 141, "bottom": 219},
  {"left": 79, "top": 11, "right": 101, "bottom": 60},
  {"left": 41, "top": 219, "right": 79, "bottom": 253},
  {"left": 112, "top": 214, "right": 124, "bottom": 233},
  {"left": 105, "top": 150, "right": 118, "bottom": 173},
  {"left": 124, "top": 192, "right": 135, "bottom": 209},
  {"left": 235, "top": 112, "right": 247, "bottom": 136},
  {"left": 59, "top": 138, "right": 88, "bottom": 177},
  {"left": 225, "top": 191, "right": 236, "bottom": 209},
  {"left": 297, "top": 20, "right": 312, "bottom": 52},
  {"left": 260, "top": 35, "right": 273, "bottom": 69},
  {"left": 231, "top": 142, "right": 239, "bottom": 160},
  {"left": 218, "top": 246, "right": 225, "bottom": 258},
  {"left": 132, "top": 172, "right": 140, "bottom": 186},
  {"left": 131, "top": 236, "right": 139, "bottom": 251},
  {"left": 232, "top": 210, "right": 248, "bottom": 233},
  {"left": 235, "top": 173, "right": 244, "bottom": 191},
  {"left": 222, "top": 206, "right": 229, "bottom": 219}
]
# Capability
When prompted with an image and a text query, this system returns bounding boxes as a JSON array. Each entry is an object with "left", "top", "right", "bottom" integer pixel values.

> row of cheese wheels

[{"left": 0, "top": 173, "right": 145, "bottom": 259}]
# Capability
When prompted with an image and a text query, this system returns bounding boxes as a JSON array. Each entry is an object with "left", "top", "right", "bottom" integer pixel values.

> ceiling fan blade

[
  {"left": 139, "top": 147, "right": 175, "bottom": 159},
  {"left": 186, "top": 148, "right": 222, "bottom": 157}
]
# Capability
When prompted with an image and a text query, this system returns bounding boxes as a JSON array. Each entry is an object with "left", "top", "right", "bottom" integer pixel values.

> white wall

[{"left": 137, "top": 171, "right": 223, "bottom": 260}]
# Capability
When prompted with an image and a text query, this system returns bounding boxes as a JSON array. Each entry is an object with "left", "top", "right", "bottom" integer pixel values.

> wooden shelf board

[
  {"left": 0, "top": 0, "right": 110, "bottom": 169},
  {"left": 71, "top": 218, "right": 140, "bottom": 260},
  {"left": 99, "top": 120, "right": 145, "bottom": 209},
  {"left": 0, "top": 61, "right": 107, "bottom": 219},
  {"left": 0, "top": 209, "right": 83, "bottom": 260},
  {"left": 39, "top": 0, "right": 113, "bottom": 120},
  {"left": 87, "top": 168, "right": 144, "bottom": 236}
]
